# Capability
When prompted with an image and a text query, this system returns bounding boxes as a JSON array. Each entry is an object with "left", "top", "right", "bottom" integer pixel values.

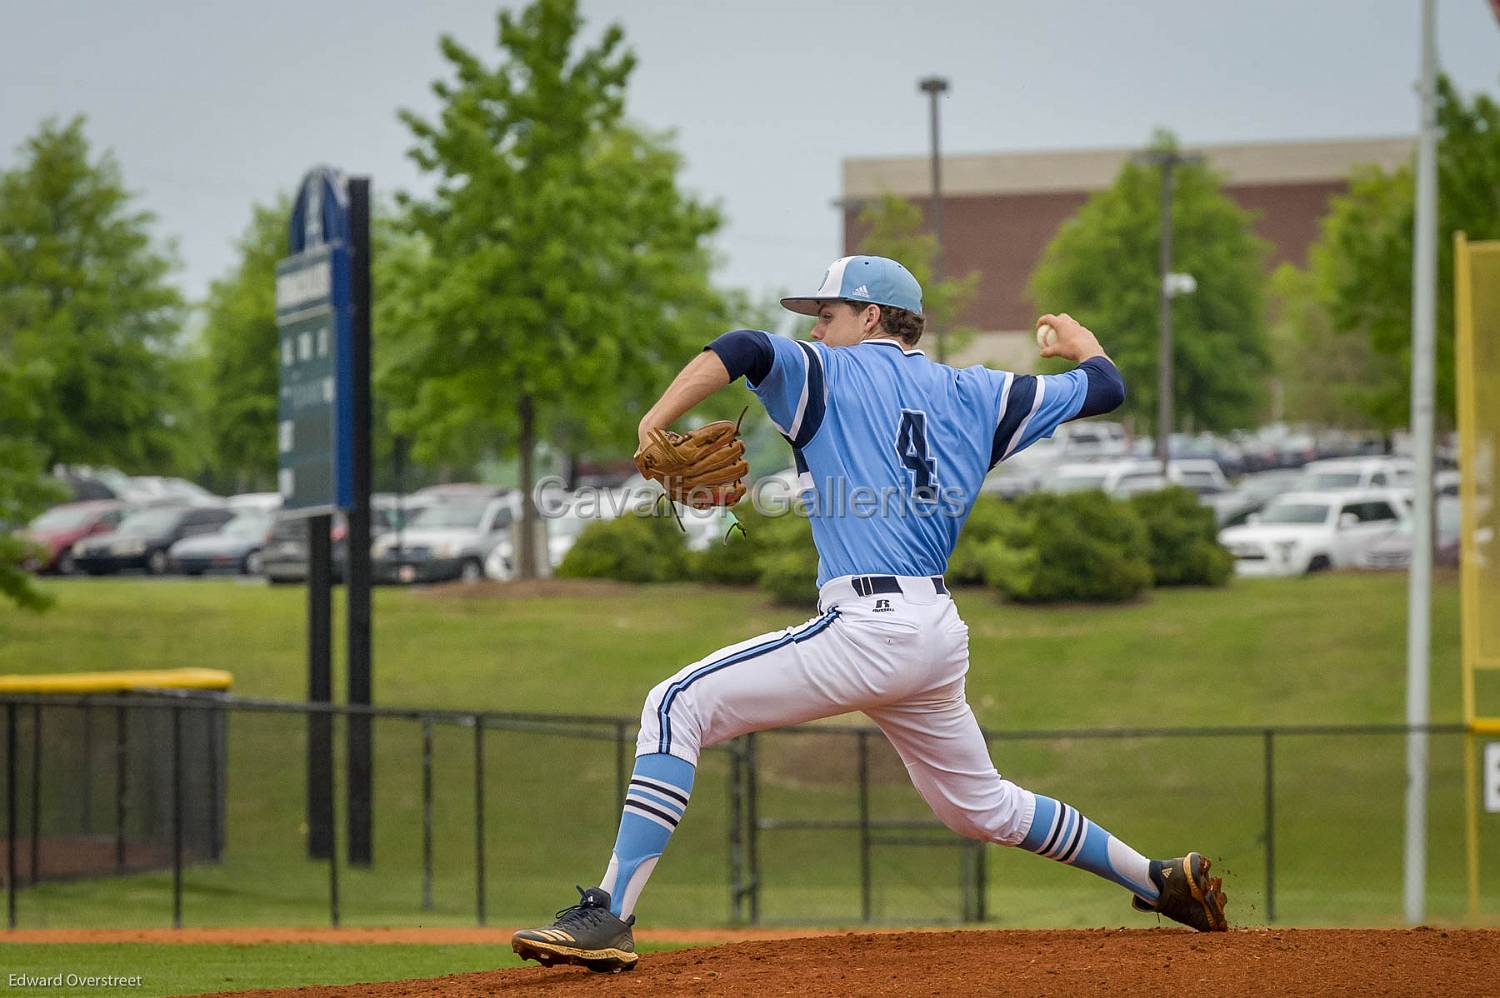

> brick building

[{"left": 841, "top": 136, "right": 1412, "bottom": 370}]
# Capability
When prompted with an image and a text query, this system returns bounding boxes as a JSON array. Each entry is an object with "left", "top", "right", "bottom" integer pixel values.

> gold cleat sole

[
  {"left": 512, "top": 934, "right": 639, "bottom": 974},
  {"left": 1181, "top": 853, "right": 1229, "bottom": 932}
]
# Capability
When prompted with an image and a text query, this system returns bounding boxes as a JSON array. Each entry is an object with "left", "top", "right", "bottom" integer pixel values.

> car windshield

[
  {"left": 1244, "top": 473, "right": 1301, "bottom": 501},
  {"left": 1303, "top": 472, "right": 1362, "bottom": 489},
  {"left": 1259, "top": 502, "right": 1331, "bottom": 525},
  {"left": 223, "top": 511, "right": 272, "bottom": 536},
  {"left": 408, "top": 502, "right": 489, "bottom": 530},
  {"left": 30, "top": 506, "right": 100, "bottom": 531},
  {"left": 1052, "top": 472, "right": 1109, "bottom": 493},
  {"left": 116, "top": 507, "right": 182, "bottom": 535},
  {"left": 376, "top": 504, "right": 422, "bottom": 530}
]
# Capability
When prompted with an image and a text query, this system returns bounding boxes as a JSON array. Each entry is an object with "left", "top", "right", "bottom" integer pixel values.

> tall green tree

[
  {"left": 855, "top": 194, "right": 980, "bottom": 359},
  {"left": 197, "top": 199, "right": 288, "bottom": 493},
  {"left": 0, "top": 358, "right": 65, "bottom": 610},
  {"left": 1265, "top": 263, "right": 1393, "bottom": 427},
  {"left": 194, "top": 196, "right": 464, "bottom": 495},
  {"left": 0, "top": 117, "right": 189, "bottom": 471},
  {"left": 394, "top": 0, "right": 724, "bottom": 576},
  {"left": 1028, "top": 132, "right": 1272, "bottom": 433},
  {"left": 1300, "top": 76, "right": 1499, "bottom": 430}
]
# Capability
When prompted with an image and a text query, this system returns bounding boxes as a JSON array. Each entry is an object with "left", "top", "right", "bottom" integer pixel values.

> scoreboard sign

[{"left": 276, "top": 169, "right": 354, "bottom": 514}]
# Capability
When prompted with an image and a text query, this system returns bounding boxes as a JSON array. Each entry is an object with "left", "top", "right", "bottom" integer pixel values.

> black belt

[{"left": 849, "top": 575, "right": 948, "bottom": 597}]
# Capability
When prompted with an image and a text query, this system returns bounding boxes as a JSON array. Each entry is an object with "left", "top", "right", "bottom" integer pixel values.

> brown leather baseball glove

[{"left": 633, "top": 419, "right": 748, "bottom": 509}]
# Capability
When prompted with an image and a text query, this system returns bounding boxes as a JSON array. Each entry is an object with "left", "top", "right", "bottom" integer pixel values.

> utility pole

[
  {"left": 1156, "top": 158, "right": 1175, "bottom": 466},
  {"left": 1135, "top": 148, "right": 1201, "bottom": 464},
  {"left": 918, "top": 75, "right": 950, "bottom": 363}
]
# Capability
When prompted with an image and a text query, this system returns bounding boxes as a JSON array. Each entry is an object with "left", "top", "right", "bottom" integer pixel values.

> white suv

[
  {"left": 1043, "top": 458, "right": 1225, "bottom": 499},
  {"left": 1217, "top": 488, "right": 1410, "bottom": 576},
  {"left": 1297, "top": 457, "right": 1412, "bottom": 492},
  {"left": 1045, "top": 459, "right": 1168, "bottom": 497}
]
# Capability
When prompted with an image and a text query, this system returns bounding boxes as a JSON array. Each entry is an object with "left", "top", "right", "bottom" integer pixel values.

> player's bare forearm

[
  {"left": 1036, "top": 312, "right": 1109, "bottom": 365},
  {"left": 638, "top": 351, "right": 732, "bottom": 448}
]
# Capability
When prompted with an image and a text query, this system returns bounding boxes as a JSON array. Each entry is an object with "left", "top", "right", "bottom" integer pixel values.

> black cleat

[
  {"left": 512, "top": 886, "right": 639, "bottom": 973},
  {"left": 1131, "top": 853, "right": 1228, "bottom": 932}
]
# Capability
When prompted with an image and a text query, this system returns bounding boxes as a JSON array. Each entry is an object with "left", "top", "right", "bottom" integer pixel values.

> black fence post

[
  {"left": 975, "top": 841, "right": 988, "bottom": 922},
  {"left": 327, "top": 708, "right": 340, "bottom": 929},
  {"left": 474, "top": 717, "right": 486, "bottom": 926},
  {"left": 207, "top": 702, "right": 222, "bottom": 861},
  {"left": 857, "top": 730, "right": 871, "bottom": 923},
  {"left": 29, "top": 704, "right": 41, "bottom": 886},
  {"left": 727, "top": 738, "right": 744, "bottom": 924},
  {"left": 614, "top": 722, "right": 627, "bottom": 818},
  {"left": 171, "top": 705, "right": 183, "bottom": 929},
  {"left": 81, "top": 702, "right": 93, "bottom": 835},
  {"left": 746, "top": 733, "right": 759, "bottom": 924},
  {"left": 1263, "top": 729, "right": 1276, "bottom": 923},
  {"left": 114, "top": 705, "right": 127, "bottom": 872},
  {"left": 421, "top": 718, "right": 433, "bottom": 912},
  {"left": 7, "top": 702, "right": 17, "bottom": 929}
]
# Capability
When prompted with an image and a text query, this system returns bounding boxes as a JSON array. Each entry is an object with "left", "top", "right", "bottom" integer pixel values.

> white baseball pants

[{"left": 636, "top": 574, "right": 1036, "bottom": 846}]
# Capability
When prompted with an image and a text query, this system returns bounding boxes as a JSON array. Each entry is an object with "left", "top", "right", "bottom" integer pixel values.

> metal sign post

[
  {"left": 345, "top": 177, "right": 374, "bottom": 867},
  {"left": 277, "top": 167, "right": 373, "bottom": 865}
]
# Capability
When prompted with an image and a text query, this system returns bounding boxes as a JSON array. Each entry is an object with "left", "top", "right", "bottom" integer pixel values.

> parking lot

[{"left": 15, "top": 427, "right": 1469, "bottom": 593}]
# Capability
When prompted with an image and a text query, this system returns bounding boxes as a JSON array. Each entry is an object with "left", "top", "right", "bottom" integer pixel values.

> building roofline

[{"left": 843, "top": 135, "right": 1415, "bottom": 200}]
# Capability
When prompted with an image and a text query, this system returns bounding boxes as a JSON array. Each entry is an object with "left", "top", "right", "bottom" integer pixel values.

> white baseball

[{"left": 1035, "top": 323, "right": 1058, "bottom": 349}]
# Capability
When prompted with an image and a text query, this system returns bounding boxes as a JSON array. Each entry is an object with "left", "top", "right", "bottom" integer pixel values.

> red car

[{"left": 20, "top": 500, "right": 127, "bottom": 574}]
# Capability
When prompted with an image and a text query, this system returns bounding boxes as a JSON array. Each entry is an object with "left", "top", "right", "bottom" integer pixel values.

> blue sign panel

[{"left": 277, "top": 168, "right": 354, "bottom": 514}]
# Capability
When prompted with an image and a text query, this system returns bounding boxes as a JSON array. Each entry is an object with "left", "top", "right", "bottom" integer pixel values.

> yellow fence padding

[{"left": 0, "top": 668, "right": 233, "bottom": 694}]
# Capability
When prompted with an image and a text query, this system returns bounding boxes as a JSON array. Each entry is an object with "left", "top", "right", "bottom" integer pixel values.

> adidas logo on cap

[{"left": 851, "top": 284, "right": 870, "bottom": 297}]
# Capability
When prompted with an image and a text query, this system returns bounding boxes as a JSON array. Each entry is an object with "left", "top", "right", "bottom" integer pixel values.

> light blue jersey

[{"left": 750, "top": 336, "right": 1091, "bottom": 587}]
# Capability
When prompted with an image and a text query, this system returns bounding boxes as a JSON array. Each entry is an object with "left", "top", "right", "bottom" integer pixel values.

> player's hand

[
  {"left": 637, "top": 421, "right": 660, "bottom": 454},
  {"left": 1036, "top": 313, "right": 1106, "bottom": 364}
]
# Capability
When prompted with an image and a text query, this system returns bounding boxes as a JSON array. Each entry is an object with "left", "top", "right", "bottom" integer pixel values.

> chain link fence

[{"left": 1, "top": 691, "right": 1493, "bottom": 928}]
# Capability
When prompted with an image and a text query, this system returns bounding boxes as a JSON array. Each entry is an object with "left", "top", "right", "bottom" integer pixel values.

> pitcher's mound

[{"left": 198, "top": 927, "right": 1500, "bottom": 996}]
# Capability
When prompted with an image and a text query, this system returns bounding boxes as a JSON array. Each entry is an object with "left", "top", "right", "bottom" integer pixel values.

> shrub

[
  {"left": 1128, "top": 487, "right": 1234, "bottom": 586},
  {"left": 690, "top": 503, "right": 822, "bottom": 606},
  {"left": 756, "top": 545, "right": 821, "bottom": 606},
  {"left": 688, "top": 527, "right": 761, "bottom": 584},
  {"left": 949, "top": 496, "right": 1025, "bottom": 584},
  {"left": 746, "top": 509, "right": 819, "bottom": 605},
  {"left": 557, "top": 513, "right": 688, "bottom": 582},
  {"left": 990, "top": 491, "right": 1153, "bottom": 603}
]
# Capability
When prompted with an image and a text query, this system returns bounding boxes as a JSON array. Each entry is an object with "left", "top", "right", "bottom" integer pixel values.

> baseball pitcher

[{"left": 513, "top": 255, "right": 1227, "bottom": 973}]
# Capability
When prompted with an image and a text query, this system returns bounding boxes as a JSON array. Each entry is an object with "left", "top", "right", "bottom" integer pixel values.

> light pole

[
  {"left": 1135, "top": 148, "right": 1201, "bottom": 464},
  {"left": 1403, "top": 0, "right": 1438, "bottom": 926},
  {"left": 918, "top": 75, "right": 950, "bottom": 363}
]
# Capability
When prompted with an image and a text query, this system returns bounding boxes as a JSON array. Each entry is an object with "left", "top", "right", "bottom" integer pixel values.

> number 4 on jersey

[{"left": 894, "top": 409, "right": 939, "bottom": 503}]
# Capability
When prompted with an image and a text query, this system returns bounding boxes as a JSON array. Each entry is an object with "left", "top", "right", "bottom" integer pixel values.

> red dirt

[{"left": 163, "top": 927, "right": 1498, "bottom": 997}]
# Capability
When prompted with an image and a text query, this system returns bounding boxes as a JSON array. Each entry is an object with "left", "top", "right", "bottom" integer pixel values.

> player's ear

[{"left": 865, "top": 304, "right": 882, "bottom": 334}]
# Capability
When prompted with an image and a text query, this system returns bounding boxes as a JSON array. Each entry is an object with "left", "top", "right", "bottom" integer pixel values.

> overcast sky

[{"left": 2, "top": 1, "right": 1496, "bottom": 308}]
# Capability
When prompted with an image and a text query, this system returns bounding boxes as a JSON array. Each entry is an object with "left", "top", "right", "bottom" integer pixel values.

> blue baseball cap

[{"left": 781, "top": 255, "right": 924, "bottom": 318}]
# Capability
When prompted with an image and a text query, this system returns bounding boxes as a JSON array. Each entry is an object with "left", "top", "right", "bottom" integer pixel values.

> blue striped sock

[
  {"left": 1020, "top": 795, "right": 1158, "bottom": 901},
  {"left": 598, "top": 753, "right": 695, "bottom": 919}
]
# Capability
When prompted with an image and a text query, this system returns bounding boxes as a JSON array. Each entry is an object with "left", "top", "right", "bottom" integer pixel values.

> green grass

[
  {"left": 0, "top": 942, "right": 678, "bottom": 998},
  {"left": 0, "top": 572, "right": 1465, "bottom": 724},
  {"left": 0, "top": 571, "right": 1493, "bottom": 934}
]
